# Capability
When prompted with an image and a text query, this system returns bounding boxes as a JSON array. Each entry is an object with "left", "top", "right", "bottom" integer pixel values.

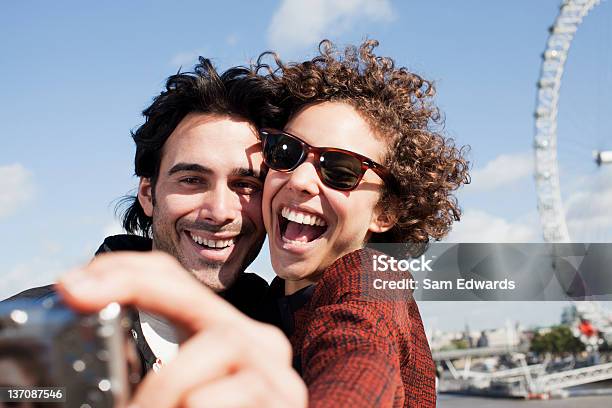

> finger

[
  {"left": 181, "top": 367, "right": 306, "bottom": 408},
  {"left": 56, "top": 251, "right": 242, "bottom": 332},
  {"left": 180, "top": 369, "right": 270, "bottom": 408},
  {"left": 130, "top": 326, "right": 245, "bottom": 408},
  {"left": 131, "top": 319, "right": 295, "bottom": 407},
  {"left": 256, "top": 356, "right": 307, "bottom": 408}
]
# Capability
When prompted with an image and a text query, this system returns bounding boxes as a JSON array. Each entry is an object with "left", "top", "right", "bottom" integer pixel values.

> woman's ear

[
  {"left": 137, "top": 177, "right": 154, "bottom": 217},
  {"left": 369, "top": 205, "right": 397, "bottom": 234}
]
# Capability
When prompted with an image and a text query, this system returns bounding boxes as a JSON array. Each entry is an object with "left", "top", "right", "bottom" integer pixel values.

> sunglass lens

[
  {"left": 319, "top": 151, "right": 362, "bottom": 190},
  {"left": 263, "top": 133, "right": 304, "bottom": 171}
]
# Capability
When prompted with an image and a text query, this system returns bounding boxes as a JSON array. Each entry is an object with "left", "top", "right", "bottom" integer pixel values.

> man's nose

[
  {"left": 199, "top": 184, "right": 238, "bottom": 225},
  {"left": 286, "top": 157, "right": 321, "bottom": 196}
]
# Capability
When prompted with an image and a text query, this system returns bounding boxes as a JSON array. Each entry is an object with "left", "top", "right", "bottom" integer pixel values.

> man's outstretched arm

[{"left": 56, "top": 251, "right": 307, "bottom": 408}]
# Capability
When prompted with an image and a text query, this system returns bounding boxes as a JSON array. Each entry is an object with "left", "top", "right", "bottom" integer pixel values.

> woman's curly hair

[{"left": 256, "top": 39, "right": 470, "bottom": 243}]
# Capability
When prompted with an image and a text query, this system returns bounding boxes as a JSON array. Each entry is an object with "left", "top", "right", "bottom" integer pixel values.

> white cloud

[
  {"left": 444, "top": 209, "right": 540, "bottom": 243},
  {"left": 1, "top": 217, "right": 128, "bottom": 300},
  {"left": 103, "top": 219, "right": 125, "bottom": 237},
  {"left": 563, "top": 166, "right": 612, "bottom": 242},
  {"left": 469, "top": 152, "right": 533, "bottom": 192},
  {"left": 169, "top": 49, "right": 207, "bottom": 68},
  {"left": 1, "top": 257, "right": 75, "bottom": 300},
  {"left": 0, "top": 163, "right": 35, "bottom": 219},
  {"left": 267, "top": 0, "right": 394, "bottom": 55},
  {"left": 225, "top": 34, "right": 239, "bottom": 46},
  {"left": 41, "top": 240, "right": 63, "bottom": 256}
]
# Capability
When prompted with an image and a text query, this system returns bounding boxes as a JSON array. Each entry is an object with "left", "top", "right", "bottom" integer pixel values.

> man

[{"left": 4, "top": 59, "right": 306, "bottom": 407}]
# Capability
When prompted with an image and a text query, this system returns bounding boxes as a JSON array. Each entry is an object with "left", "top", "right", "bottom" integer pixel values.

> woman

[{"left": 258, "top": 39, "right": 469, "bottom": 407}]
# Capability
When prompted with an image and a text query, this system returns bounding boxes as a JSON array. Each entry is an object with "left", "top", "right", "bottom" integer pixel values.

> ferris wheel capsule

[{"left": 594, "top": 150, "right": 612, "bottom": 166}]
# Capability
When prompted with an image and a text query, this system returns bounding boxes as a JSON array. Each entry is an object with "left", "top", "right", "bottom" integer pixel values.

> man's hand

[{"left": 56, "top": 251, "right": 307, "bottom": 408}]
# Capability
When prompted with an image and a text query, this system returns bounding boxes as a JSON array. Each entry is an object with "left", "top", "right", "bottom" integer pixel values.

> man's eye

[
  {"left": 232, "top": 180, "right": 261, "bottom": 194},
  {"left": 180, "top": 177, "right": 202, "bottom": 185}
]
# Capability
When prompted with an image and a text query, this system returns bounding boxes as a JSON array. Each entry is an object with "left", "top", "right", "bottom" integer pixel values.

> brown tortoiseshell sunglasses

[{"left": 260, "top": 128, "right": 395, "bottom": 191}]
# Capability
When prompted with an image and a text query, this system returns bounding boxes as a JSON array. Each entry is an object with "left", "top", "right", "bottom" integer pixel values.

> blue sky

[{"left": 1, "top": 0, "right": 611, "bottom": 332}]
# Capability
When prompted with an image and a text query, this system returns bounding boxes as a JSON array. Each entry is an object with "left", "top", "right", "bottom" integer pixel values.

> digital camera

[{"left": 0, "top": 297, "right": 141, "bottom": 408}]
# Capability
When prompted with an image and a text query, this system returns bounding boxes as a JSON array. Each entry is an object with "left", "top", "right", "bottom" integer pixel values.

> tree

[{"left": 530, "top": 326, "right": 585, "bottom": 355}]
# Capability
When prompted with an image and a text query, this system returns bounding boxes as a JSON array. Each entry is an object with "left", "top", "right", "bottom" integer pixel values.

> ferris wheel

[{"left": 534, "top": 0, "right": 612, "bottom": 243}]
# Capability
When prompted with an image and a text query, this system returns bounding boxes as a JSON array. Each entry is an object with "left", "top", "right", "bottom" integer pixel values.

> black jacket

[{"left": 2, "top": 234, "right": 270, "bottom": 373}]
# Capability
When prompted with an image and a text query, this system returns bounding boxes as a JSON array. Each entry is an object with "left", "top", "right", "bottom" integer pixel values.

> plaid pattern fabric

[{"left": 291, "top": 248, "right": 436, "bottom": 407}]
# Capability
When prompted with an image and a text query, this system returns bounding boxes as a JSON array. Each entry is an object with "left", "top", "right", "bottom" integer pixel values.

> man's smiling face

[{"left": 138, "top": 113, "right": 266, "bottom": 291}]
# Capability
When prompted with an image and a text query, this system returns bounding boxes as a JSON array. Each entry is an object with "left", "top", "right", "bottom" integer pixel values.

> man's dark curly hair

[
  {"left": 121, "top": 58, "right": 283, "bottom": 237},
  {"left": 256, "top": 39, "right": 470, "bottom": 243}
]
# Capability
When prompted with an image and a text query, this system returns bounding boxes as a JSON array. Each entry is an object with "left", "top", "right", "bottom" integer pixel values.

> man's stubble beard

[{"left": 150, "top": 209, "right": 231, "bottom": 292}]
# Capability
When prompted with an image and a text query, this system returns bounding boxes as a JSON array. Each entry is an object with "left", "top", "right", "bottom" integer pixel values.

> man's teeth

[
  {"left": 189, "top": 233, "right": 235, "bottom": 248},
  {"left": 281, "top": 207, "right": 327, "bottom": 227}
]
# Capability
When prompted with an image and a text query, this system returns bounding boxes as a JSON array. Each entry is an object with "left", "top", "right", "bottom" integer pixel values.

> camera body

[{"left": 0, "top": 297, "right": 140, "bottom": 408}]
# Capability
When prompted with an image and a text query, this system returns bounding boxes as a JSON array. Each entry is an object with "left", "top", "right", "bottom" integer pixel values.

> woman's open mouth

[{"left": 278, "top": 206, "right": 328, "bottom": 245}]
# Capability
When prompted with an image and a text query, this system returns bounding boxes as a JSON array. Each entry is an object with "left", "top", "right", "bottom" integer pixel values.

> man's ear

[
  {"left": 138, "top": 177, "right": 154, "bottom": 217},
  {"left": 369, "top": 205, "right": 397, "bottom": 234}
]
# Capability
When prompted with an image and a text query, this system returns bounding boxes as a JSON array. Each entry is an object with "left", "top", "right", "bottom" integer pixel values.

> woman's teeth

[
  {"left": 281, "top": 207, "right": 327, "bottom": 226},
  {"left": 189, "top": 233, "right": 235, "bottom": 249},
  {"left": 279, "top": 206, "right": 328, "bottom": 244}
]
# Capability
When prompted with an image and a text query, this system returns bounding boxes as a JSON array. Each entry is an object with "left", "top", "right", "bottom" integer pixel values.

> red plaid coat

[{"left": 268, "top": 248, "right": 437, "bottom": 407}]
